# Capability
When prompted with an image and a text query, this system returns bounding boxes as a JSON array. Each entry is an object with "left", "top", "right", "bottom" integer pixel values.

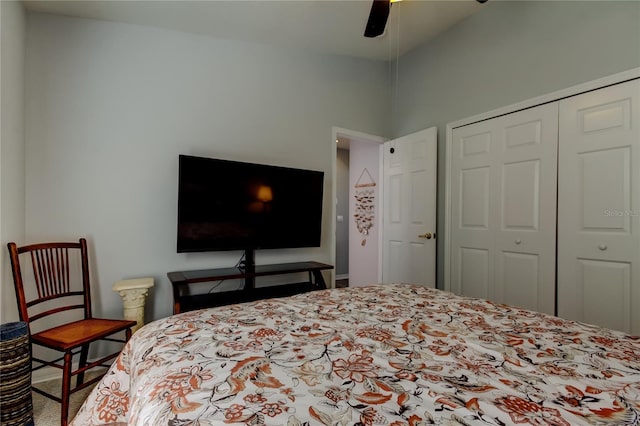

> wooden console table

[{"left": 168, "top": 261, "right": 333, "bottom": 314}]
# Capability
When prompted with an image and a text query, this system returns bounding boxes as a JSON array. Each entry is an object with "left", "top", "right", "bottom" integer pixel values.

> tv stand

[
  {"left": 236, "top": 249, "right": 256, "bottom": 291},
  {"left": 167, "top": 261, "right": 333, "bottom": 314}
]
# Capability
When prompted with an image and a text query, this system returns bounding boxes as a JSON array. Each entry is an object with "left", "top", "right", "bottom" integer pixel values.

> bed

[{"left": 71, "top": 284, "right": 640, "bottom": 425}]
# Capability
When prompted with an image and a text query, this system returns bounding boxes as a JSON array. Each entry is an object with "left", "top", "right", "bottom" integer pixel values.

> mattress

[{"left": 71, "top": 284, "right": 640, "bottom": 425}]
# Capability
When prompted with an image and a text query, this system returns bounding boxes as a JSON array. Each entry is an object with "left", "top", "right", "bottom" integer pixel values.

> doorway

[
  {"left": 335, "top": 146, "right": 350, "bottom": 288},
  {"left": 332, "top": 126, "right": 438, "bottom": 289},
  {"left": 331, "top": 127, "right": 386, "bottom": 288}
]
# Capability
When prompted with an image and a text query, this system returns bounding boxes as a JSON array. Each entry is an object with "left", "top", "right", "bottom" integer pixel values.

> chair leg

[
  {"left": 61, "top": 351, "right": 73, "bottom": 426},
  {"left": 77, "top": 344, "right": 89, "bottom": 386}
]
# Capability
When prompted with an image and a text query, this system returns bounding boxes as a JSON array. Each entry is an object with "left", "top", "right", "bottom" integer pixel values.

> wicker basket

[{"left": 0, "top": 322, "right": 34, "bottom": 426}]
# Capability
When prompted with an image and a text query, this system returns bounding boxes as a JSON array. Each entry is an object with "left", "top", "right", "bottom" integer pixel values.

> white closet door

[
  {"left": 450, "top": 120, "right": 495, "bottom": 300},
  {"left": 493, "top": 104, "right": 558, "bottom": 315},
  {"left": 451, "top": 103, "right": 558, "bottom": 314},
  {"left": 557, "top": 79, "right": 640, "bottom": 335}
]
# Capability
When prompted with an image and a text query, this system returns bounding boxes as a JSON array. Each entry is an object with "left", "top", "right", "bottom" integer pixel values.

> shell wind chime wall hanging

[{"left": 354, "top": 168, "right": 376, "bottom": 246}]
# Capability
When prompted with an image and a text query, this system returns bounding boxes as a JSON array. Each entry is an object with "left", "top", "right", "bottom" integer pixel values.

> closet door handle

[
  {"left": 598, "top": 244, "right": 608, "bottom": 251},
  {"left": 515, "top": 239, "right": 522, "bottom": 245}
]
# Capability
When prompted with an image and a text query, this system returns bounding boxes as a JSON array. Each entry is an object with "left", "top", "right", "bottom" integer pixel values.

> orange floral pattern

[{"left": 71, "top": 284, "right": 640, "bottom": 425}]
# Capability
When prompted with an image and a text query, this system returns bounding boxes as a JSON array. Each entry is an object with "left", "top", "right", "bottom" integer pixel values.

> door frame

[
  {"left": 331, "top": 127, "right": 387, "bottom": 288},
  {"left": 444, "top": 67, "right": 640, "bottom": 292}
]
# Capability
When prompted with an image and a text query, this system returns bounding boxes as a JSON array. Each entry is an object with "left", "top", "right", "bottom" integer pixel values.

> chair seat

[{"left": 32, "top": 318, "right": 137, "bottom": 351}]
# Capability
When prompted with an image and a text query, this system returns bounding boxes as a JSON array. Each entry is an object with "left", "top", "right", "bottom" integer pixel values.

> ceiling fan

[{"left": 364, "top": 0, "right": 489, "bottom": 38}]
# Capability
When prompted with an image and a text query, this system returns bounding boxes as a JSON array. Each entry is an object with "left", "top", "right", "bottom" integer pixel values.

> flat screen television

[{"left": 177, "top": 155, "right": 324, "bottom": 255}]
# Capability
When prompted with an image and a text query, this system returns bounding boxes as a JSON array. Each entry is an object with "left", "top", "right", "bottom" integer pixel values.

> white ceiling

[{"left": 22, "top": 0, "right": 487, "bottom": 61}]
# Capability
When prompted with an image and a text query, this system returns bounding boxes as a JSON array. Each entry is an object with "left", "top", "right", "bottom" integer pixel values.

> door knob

[
  {"left": 418, "top": 233, "right": 434, "bottom": 239},
  {"left": 598, "top": 244, "right": 608, "bottom": 251}
]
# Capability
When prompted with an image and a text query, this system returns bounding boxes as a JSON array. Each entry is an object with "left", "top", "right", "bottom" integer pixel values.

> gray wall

[
  {"left": 335, "top": 148, "right": 349, "bottom": 277},
  {"left": 392, "top": 0, "right": 640, "bottom": 289},
  {"left": 9, "top": 1, "right": 640, "bottom": 324},
  {"left": 1, "top": 0, "right": 26, "bottom": 323},
  {"left": 24, "top": 13, "right": 389, "bottom": 321}
]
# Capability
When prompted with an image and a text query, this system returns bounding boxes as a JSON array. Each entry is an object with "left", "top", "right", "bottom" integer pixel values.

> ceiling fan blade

[{"left": 364, "top": 0, "right": 391, "bottom": 38}]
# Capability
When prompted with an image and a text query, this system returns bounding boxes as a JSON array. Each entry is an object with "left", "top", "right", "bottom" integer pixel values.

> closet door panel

[
  {"left": 451, "top": 122, "right": 496, "bottom": 299},
  {"left": 451, "top": 103, "right": 557, "bottom": 314},
  {"left": 459, "top": 247, "right": 490, "bottom": 299},
  {"left": 558, "top": 79, "right": 640, "bottom": 334},
  {"left": 494, "top": 104, "right": 558, "bottom": 315},
  {"left": 580, "top": 148, "right": 631, "bottom": 233},
  {"left": 498, "top": 251, "right": 540, "bottom": 310},
  {"left": 578, "top": 259, "right": 631, "bottom": 332},
  {"left": 460, "top": 167, "right": 490, "bottom": 229},
  {"left": 501, "top": 160, "right": 540, "bottom": 230}
]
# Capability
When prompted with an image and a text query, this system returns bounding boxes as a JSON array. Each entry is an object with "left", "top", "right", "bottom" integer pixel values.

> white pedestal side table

[{"left": 112, "top": 277, "right": 154, "bottom": 333}]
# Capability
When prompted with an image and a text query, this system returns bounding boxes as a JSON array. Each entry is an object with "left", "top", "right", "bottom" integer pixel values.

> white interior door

[
  {"left": 450, "top": 103, "right": 558, "bottom": 315},
  {"left": 494, "top": 104, "right": 558, "bottom": 315},
  {"left": 449, "top": 119, "right": 495, "bottom": 300},
  {"left": 557, "top": 79, "right": 640, "bottom": 334},
  {"left": 382, "top": 128, "right": 437, "bottom": 286}
]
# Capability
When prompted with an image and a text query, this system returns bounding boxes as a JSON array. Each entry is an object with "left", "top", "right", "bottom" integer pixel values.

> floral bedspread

[{"left": 71, "top": 284, "right": 640, "bottom": 425}]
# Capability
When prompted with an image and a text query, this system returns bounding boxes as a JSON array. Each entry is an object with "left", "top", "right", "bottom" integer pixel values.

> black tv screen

[{"left": 177, "top": 155, "right": 324, "bottom": 253}]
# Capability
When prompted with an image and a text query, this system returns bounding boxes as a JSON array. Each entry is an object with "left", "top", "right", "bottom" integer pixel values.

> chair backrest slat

[
  {"left": 30, "top": 251, "right": 43, "bottom": 299},
  {"left": 44, "top": 249, "right": 54, "bottom": 297},
  {"left": 57, "top": 248, "right": 67, "bottom": 294},
  {"left": 48, "top": 248, "right": 57, "bottom": 295},
  {"left": 53, "top": 248, "right": 61, "bottom": 294},
  {"left": 52, "top": 247, "right": 65, "bottom": 295}
]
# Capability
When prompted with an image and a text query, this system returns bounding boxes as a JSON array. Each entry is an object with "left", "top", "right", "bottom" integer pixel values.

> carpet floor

[{"left": 32, "top": 377, "right": 96, "bottom": 426}]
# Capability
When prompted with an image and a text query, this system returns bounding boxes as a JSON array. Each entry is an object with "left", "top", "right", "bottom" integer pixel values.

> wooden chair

[{"left": 7, "top": 238, "right": 137, "bottom": 426}]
